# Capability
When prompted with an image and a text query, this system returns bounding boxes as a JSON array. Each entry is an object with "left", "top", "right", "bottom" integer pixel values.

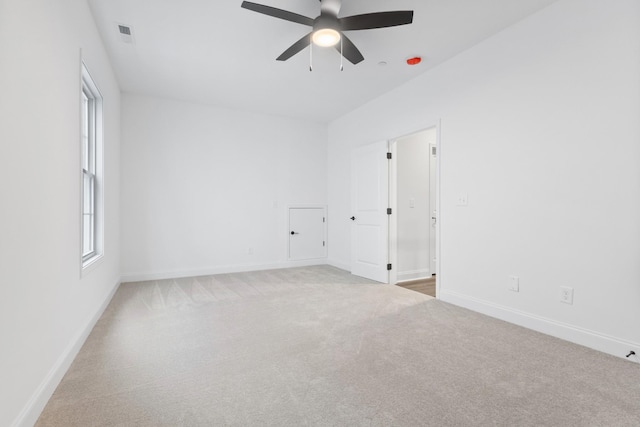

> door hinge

[
  {"left": 323, "top": 217, "right": 325, "bottom": 223},
  {"left": 387, "top": 152, "right": 392, "bottom": 160},
  {"left": 323, "top": 241, "right": 325, "bottom": 247},
  {"left": 387, "top": 263, "right": 392, "bottom": 271},
  {"left": 387, "top": 208, "right": 392, "bottom": 215},
  {"left": 432, "top": 146, "right": 437, "bottom": 156}
]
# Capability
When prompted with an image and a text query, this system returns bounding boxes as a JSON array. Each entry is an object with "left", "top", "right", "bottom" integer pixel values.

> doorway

[
  {"left": 348, "top": 127, "right": 440, "bottom": 292},
  {"left": 389, "top": 126, "right": 438, "bottom": 297}
]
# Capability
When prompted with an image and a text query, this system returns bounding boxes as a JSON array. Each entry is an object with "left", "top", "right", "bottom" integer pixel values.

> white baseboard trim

[
  {"left": 121, "top": 259, "right": 329, "bottom": 283},
  {"left": 326, "top": 259, "right": 350, "bottom": 272},
  {"left": 397, "top": 269, "right": 432, "bottom": 282},
  {"left": 12, "top": 279, "right": 121, "bottom": 427},
  {"left": 439, "top": 290, "right": 640, "bottom": 362}
]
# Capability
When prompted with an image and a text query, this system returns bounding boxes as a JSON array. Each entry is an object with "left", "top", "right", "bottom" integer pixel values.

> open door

[{"left": 350, "top": 141, "right": 389, "bottom": 283}]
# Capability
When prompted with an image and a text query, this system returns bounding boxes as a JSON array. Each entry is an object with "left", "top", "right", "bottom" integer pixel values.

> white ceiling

[{"left": 87, "top": 0, "right": 558, "bottom": 123}]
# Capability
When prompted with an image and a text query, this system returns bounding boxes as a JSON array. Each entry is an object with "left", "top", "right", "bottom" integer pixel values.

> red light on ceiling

[{"left": 406, "top": 56, "right": 422, "bottom": 66}]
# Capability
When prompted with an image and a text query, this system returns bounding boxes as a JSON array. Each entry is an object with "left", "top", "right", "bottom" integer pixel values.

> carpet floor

[{"left": 37, "top": 265, "right": 640, "bottom": 426}]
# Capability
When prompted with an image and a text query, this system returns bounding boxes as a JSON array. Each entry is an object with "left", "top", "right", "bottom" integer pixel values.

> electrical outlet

[
  {"left": 456, "top": 193, "right": 469, "bottom": 206},
  {"left": 560, "top": 286, "right": 573, "bottom": 304},
  {"left": 509, "top": 276, "right": 519, "bottom": 292}
]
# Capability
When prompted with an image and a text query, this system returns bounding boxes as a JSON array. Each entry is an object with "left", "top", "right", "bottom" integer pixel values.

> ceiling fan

[{"left": 240, "top": 0, "right": 414, "bottom": 65}]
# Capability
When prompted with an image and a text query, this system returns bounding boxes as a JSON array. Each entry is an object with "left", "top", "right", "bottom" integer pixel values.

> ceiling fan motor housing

[{"left": 314, "top": 14, "right": 340, "bottom": 32}]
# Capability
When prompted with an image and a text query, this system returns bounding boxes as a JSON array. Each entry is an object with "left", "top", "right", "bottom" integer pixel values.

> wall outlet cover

[
  {"left": 560, "top": 286, "right": 574, "bottom": 304},
  {"left": 456, "top": 193, "right": 469, "bottom": 206}
]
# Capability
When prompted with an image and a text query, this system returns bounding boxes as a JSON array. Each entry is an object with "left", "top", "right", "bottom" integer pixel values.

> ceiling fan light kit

[
  {"left": 312, "top": 28, "right": 341, "bottom": 47},
  {"left": 240, "top": 0, "right": 414, "bottom": 68}
]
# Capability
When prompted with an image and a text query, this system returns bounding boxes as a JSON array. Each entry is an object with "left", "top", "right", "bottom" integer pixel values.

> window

[{"left": 81, "top": 64, "right": 103, "bottom": 268}]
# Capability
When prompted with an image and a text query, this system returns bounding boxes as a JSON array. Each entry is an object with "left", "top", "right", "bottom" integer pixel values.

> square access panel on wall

[{"left": 288, "top": 206, "right": 327, "bottom": 261}]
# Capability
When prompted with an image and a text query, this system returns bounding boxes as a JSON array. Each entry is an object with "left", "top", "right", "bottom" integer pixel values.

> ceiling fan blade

[
  {"left": 241, "top": 1, "right": 314, "bottom": 26},
  {"left": 336, "top": 33, "right": 364, "bottom": 65},
  {"left": 320, "top": 0, "right": 342, "bottom": 17},
  {"left": 340, "top": 11, "right": 414, "bottom": 31},
  {"left": 276, "top": 32, "right": 312, "bottom": 61}
]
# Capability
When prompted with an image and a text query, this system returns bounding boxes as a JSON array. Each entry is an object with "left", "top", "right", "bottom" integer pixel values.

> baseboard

[
  {"left": 439, "top": 290, "right": 640, "bottom": 362},
  {"left": 326, "top": 259, "right": 350, "bottom": 272},
  {"left": 12, "top": 278, "right": 121, "bottom": 427},
  {"left": 397, "top": 269, "right": 432, "bottom": 282},
  {"left": 121, "top": 259, "right": 329, "bottom": 283}
]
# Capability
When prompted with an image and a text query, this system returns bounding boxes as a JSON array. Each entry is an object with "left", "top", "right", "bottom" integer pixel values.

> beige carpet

[{"left": 37, "top": 266, "right": 640, "bottom": 426}]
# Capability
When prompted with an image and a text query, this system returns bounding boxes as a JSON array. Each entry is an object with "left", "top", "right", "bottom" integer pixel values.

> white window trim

[{"left": 81, "top": 63, "right": 104, "bottom": 273}]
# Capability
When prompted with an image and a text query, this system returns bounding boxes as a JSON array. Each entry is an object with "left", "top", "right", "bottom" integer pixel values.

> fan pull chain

[
  {"left": 340, "top": 36, "right": 344, "bottom": 71},
  {"left": 309, "top": 38, "right": 313, "bottom": 72}
]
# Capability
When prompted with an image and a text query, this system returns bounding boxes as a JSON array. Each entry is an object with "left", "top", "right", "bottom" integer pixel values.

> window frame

[{"left": 81, "top": 63, "right": 104, "bottom": 271}]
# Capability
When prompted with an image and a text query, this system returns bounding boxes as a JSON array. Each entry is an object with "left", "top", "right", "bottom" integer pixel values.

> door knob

[
  {"left": 350, "top": 216, "right": 356, "bottom": 221},
  {"left": 290, "top": 231, "right": 299, "bottom": 235}
]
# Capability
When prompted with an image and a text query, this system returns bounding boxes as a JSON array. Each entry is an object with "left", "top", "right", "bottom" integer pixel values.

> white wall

[
  {"left": 396, "top": 129, "right": 435, "bottom": 281},
  {"left": 0, "top": 1, "right": 121, "bottom": 426},
  {"left": 328, "top": 0, "right": 640, "bottom": 357},
  {"left": 121, "top": 94, "right": 327, "bottom": 280}
]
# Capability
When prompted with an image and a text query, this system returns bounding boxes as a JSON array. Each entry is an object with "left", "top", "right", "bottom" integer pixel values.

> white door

[
  {"left": 429, "top": 143, "right": 437, "bottom": 275},
  {"left": 289, "top": 207, "right": 326, "bottom": 260},
  {"left": 351, "top": 141, "right": 389, "bottom": 283}
]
